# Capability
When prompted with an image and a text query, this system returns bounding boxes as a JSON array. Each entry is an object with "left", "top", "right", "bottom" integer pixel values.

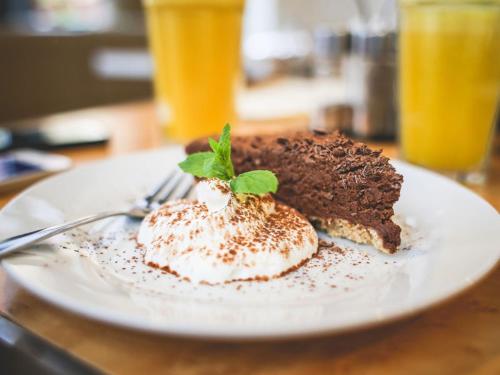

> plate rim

[{"left": 2, "top": 252, "right": 499, "bottom": 340}]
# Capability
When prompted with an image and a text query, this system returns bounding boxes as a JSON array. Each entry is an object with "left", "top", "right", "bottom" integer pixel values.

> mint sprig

[{"left": 179, "top": 124, "right": 278, "bottom": 195}]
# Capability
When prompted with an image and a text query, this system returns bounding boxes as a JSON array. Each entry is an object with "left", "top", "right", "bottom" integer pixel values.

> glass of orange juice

[
  {"left": 144, "top": 0, "right": 244, "bottom": 142},
  {"left": 398, "top": 0, "right": 500, "bottom": 184}
]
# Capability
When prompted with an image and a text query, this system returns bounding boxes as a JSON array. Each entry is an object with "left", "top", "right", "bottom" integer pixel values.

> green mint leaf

[
  {"left": 218, "top": 124, "right": 231, "bottom": 157},
  {"left": 204, "top": 156, "right": 230, "bottom": 180},
  {"left": 208, "top": 138, "right": 219, "bottom": 153},
  {"left": 230, "top": 170, "right": 278, "bottom": 195},
  {"left": 179, "top": 152, "right": 217, "bottom": 178},
  {"left": 179, "top": 152, "right": 230, "bottom": 180},
  {"left": 217, "top": 124, "right": 234, "bottom": 178}
]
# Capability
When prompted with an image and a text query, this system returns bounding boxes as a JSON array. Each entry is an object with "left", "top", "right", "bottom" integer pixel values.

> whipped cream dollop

[{"left": 138, "top": 179, "right": 318, "bottom": 284}]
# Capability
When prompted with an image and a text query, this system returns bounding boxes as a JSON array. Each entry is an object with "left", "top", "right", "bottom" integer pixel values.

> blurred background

[
  {"left": 0, "top": 0, "right": 498, "bottom": 187},
  {"left": 0, "top": 0, "right": 396, "bottom": 135}
]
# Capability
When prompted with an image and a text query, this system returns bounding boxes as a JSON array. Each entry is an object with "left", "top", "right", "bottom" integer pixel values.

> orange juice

[
  {"left": 144, "top": 0, "right": 244, "bottom": 142},
  {"left": 399, "top": 1, "right": 500, "bottom": 172}
]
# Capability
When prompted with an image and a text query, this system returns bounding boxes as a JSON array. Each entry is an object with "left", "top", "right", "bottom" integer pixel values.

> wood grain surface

[{"left": 1, "top": 101, "right": 499, "bottom": 375}]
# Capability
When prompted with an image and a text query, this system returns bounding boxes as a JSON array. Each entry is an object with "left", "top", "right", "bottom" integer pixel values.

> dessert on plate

[
  {"left": 139, "top": 125, "right": 318, "bottom": 284},
  {"left": 139, "top": 124, "right": 403, "bottom": 284},
  {"left": 186, "top": 130, "right": 403, "bottom": 254},
  {"left": 139, "top": 179, "right": 317, "bottom": 284}
]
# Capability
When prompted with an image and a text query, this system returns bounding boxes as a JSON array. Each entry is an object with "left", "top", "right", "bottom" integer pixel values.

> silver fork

[{"left": 0, "top": 170, "right": 193, "bottom": 259}]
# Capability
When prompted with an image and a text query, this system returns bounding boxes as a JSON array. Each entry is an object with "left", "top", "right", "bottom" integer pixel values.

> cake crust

[{"left": 186, "top": 130, "right": 403, "bottom": 253}]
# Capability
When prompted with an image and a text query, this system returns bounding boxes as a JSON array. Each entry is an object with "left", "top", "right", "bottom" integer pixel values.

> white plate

[{"left": 1, "top": 146, "right": 499, "bottom": 339}]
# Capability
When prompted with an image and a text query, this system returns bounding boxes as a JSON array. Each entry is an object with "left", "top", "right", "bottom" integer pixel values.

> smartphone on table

[{"left": 0, "top": 150, "right": 72, "bottom": 194}]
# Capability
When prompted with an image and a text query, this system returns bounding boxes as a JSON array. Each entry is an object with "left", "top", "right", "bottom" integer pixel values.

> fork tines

[
  {"left": 157, "top": 172, "right": 194, "bottom": 205},
  {"left": 142, "top": 169, "right": 194, "bottom": 211}
]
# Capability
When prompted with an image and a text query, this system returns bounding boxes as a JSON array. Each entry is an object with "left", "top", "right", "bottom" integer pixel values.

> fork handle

[{"left": 0, "top": 211, "right": 128, "bottom": 259}]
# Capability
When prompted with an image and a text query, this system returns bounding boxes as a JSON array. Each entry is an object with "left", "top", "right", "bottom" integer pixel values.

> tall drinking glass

[
  {"left": 398, "top": 0, "right": 500, "bottom": 184},
  {"left": 144, "top": 0, "right": 244, "bottom": 142}
]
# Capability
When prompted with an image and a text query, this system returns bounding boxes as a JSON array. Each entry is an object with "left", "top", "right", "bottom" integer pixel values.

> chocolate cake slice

[{"left": 186, "top": 131, "right": 403, "bottom": 253}]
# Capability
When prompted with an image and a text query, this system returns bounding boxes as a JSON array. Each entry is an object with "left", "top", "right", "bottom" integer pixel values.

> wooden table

[{"left": 1, "top": 101, "right": 499, "bottom": 375}]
